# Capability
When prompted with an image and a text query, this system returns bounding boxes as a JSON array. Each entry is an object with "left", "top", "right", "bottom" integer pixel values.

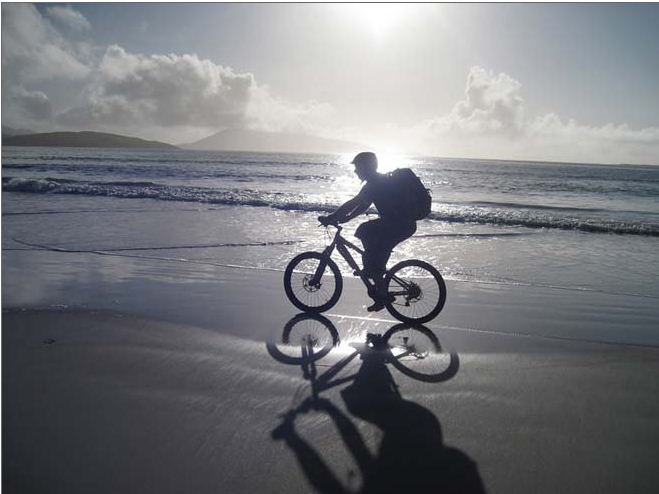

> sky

[{"left": 2, "top": 2, "right": 659, "bottom": 165}]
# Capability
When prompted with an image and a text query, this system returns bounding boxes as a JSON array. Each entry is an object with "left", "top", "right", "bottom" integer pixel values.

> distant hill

[
  {"left": 2, "top": 125, "right": 34, "bottom": 136},
  {"left": 183, "top": 128, "right": 362, "bottom": 154},
  {"left": 3, "top": 131, "right": 178, "bottom": 149}
]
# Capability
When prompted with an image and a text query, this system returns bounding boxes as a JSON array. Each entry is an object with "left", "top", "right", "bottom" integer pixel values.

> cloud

[
  {"left": 1, "top": 3, "right": 90, "bottom": 85},
  {"left": 45, "top": 5, "right": 91, "bottom": 32},
  {"left": 57, "top": 45, "right": 255, "bottom": 130},
  {"left": 1, "top": 86, "right": 54, "bottom": 131},
  {"left": 402, "top": 66, "right": 659, "bottom": 165},
  {"left": 1, "top": 4, "right": 334, "bottom": 140},
  {"left": 9, "top": 87, "right": 54, "bottom": 121},
  {"left": 422, "top": 66, "right": 525, "bottom": 136},
  {"left": 246, "top": 85, "right": 336, "bottom": 134},
  {"left": 55, "top": 45, "right": 337, "bottom": 141},
  {"left": 524, "top": 114, "right": 659, "bottom": 164}
]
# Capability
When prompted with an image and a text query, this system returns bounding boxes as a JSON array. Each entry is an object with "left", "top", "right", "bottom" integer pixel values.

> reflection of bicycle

[
  {"left": 267, "top": 314, "right": 459, "bottom": 391},
  {"left": 269, "top": 315, "right": 481, "bottom": 494},
  {"left": 284, "top": 224, "right": 446, "bottom": 324}
]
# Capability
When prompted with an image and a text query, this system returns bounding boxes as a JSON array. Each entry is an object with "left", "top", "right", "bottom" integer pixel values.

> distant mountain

[
  {"left": 3, "top": 131, "right": 178, "bottom": 149},
  {"left": 183, "top": 128, "right": 362, "bottom": 154},
  {"left": 2, "top": 125, "right": 34, "bottom": 136}
]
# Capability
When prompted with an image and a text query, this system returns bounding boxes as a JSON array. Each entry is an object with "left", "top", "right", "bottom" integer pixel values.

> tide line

[
  {"left": 11, "top": 237, "right": 303, "bottom": 251},
  {"left": 10, "top": 237, "right": 659, "bottom": 301}
]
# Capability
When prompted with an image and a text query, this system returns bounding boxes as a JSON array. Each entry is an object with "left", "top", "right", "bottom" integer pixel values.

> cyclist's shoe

[
  {"left": 366, "top": 294, "right": 393, "bottom": 312},
  {"left": 367, "top": 300, "right": 386, "bottom": 312}
]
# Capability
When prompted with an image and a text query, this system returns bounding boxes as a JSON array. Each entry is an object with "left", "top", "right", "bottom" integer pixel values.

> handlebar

[{"left": 318, "top": 216, "right": 342, "bottom": 230}]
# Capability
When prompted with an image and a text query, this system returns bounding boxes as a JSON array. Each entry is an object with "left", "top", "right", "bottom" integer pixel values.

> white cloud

[
  {"left": 524, "top": 114, "right": 659, "bottom": 164},
  {"left": 447, "top": 66, "right": 525, "bottom": 135},
  {"left": 403, "top": 66, "right": 659, "bottom": 165},
  {"left": 1, "top": 4, "right": 336, "bottom": 141},
  {"left": 1, "top": 3, "right": 90, "bottom": 128},
  {"left": 11, "top": 87, "right": 53, "bottom": 120},
  {"left": 246, "top": 85, "right": 336, "bottom": 134},
  {"left": 1, "top": 3, "right": 90, "bottom": 85},
  {"left": 45, "top": 5, "right": 92, "bottom": 32},
  {"left": 55, "top": 45, "right": 338, "bottom": 141},
  {"left": 57, "top": 45, "right": 254, "bottom": 130},
  {"left": 1, "top": 86, "right": 54, "bottom": 131}
]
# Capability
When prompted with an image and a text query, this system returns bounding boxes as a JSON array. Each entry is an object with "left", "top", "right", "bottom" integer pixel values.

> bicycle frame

[
  {"left": 310, "top": 224, "right": 377, "bottom": 294},
  {"left": 312, "top": 225, "right": 415, "bottom": 300}
]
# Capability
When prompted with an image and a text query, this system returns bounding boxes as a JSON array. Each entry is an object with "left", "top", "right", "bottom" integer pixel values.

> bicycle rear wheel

[
  {"left": 384, "top": 259, "right": 446, "bottom": 324},
  {"left": 284, "top": 252, "right": 343, "bottom": 313}
]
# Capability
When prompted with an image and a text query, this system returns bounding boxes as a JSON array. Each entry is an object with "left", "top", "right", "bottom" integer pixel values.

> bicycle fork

[{"left": 309, "top": 244, "right": 335, "bottom": 287}]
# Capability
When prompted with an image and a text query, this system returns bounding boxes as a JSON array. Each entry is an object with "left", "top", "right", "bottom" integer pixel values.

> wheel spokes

[
  {"left": 386, "top": 265, "right": 443, "bottom": 321},
  {"left": 290, "top": 258, "right": 336, "bottom": 308}
]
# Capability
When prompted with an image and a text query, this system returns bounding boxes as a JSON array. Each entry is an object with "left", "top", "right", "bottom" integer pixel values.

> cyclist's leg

[
  {"left": 371, "top": 221, "right": 417, "bottom": 297},
  {"left": 355, "top": 219, "right": 381, "bottom": 280},
  {"left": 355, "top": 221, "right": 386, "bottom": 310},
  {"left": 379, "top": 221, "right": 417, "bottom": 269},
  {"left": 357, "top": 220, "right": 416, "bottom": 310}
]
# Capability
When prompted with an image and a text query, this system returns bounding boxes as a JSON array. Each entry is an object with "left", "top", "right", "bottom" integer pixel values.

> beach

[
  {"left": 4, "top": 271, "right": 659, "bottom": 494},
  {"left": 3, "top": 149, "right": 659, "bottom": 493}
]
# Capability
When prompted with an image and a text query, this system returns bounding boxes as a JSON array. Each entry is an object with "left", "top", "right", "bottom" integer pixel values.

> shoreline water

[{"left": 4, "top": 248, "right": 659, "bottom": 349}]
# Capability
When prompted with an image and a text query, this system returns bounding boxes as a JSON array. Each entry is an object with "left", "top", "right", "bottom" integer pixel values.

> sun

[{"left": 337, "top": 3, "right": 413, "bottom": 39}]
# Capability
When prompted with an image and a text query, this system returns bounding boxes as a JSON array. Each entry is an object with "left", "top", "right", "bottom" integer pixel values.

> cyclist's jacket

[{"left": 357, "top": 173, "right": 416, "bottom": 225}]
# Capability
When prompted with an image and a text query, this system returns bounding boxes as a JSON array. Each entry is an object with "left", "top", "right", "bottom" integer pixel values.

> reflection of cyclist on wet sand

[
  {"left": 319, "top": 152, "right": 418, "bottom": 312},
  {"left": 272, "top": 342, "right": 486, "bottom": 494}
]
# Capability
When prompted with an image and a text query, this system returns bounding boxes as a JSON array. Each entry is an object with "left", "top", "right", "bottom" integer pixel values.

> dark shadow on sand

[{"left": 268, "top": 314, "right": 486, "bottom": 494}]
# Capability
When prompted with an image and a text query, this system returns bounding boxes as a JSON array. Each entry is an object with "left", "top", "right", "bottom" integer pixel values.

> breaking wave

[{"left": 4, "top": 176, "right": 659, "bottom": 236}]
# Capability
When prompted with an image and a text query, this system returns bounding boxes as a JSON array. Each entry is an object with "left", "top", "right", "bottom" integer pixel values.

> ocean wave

[
  {"left": 1, "top": 163, "right": 330, "bottom": 182},
  {"left": 424, "top": 210, "right": 659, "bottom": 236},
  {"left": 4, "top": 176, "right": 658, "bottom": 236},
  {"left": 458, "top": 200, "right": 608, "bottom": 213}
]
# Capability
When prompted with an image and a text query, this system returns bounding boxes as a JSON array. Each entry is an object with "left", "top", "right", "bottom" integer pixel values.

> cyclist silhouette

[{"left": 319, "top": 152, "right": 417, "bottom": 312}]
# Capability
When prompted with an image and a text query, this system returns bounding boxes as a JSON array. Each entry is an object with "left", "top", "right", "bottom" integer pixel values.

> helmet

[{"left": 351, "top": 152, "right": 378, "bottom": 173}]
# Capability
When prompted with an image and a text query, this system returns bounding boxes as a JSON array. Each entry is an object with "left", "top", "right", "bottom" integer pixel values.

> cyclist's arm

[{"left": 329, "top": 195, "right": 370, "bottom": 224}]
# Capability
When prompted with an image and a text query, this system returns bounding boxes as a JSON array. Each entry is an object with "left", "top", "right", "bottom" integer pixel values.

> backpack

[{"left": 387, "top": 168, "right": 432, "bottom": 221}]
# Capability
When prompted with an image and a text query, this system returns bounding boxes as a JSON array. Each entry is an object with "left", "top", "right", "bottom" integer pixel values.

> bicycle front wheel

[
  {"left": 266, "top": 313, "right": 340, "bottom": 365},
  {"left": 384, "top": 260, "right": 446, "bottom": 324},
  {"left": 284, "top": 252, "right": 343, "bottom": 313}
]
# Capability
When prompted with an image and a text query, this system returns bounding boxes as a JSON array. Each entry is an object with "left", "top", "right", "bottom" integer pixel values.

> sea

[{"left": 3, "top": 146, "right": 659, "bottom": 301}]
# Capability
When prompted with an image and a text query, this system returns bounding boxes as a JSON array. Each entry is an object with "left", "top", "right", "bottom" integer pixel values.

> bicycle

[{"left": 283, "top": 222, "right": 447, "bottom": 324}]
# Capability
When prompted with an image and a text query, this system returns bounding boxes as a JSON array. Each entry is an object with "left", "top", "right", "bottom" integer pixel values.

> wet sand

[{"left": 4, "top": 265, "right": 659, "bottom": 494}]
